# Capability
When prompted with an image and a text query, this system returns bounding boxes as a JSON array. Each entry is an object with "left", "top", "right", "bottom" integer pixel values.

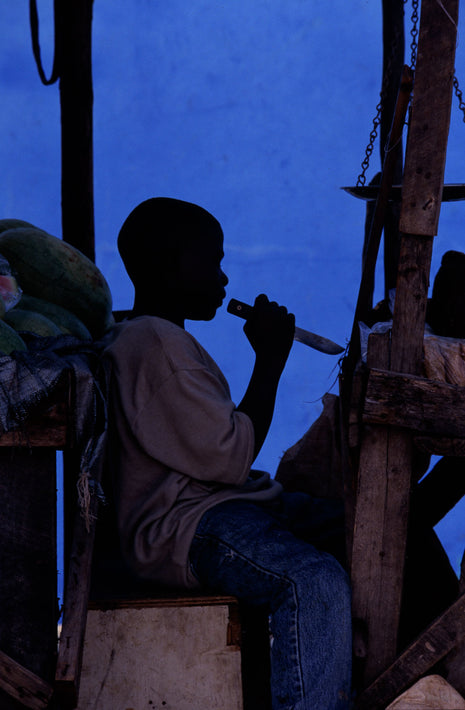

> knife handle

[
  {"left": 227, "top": 298, "right": 296, "bottom": 333},
  {"left": 227, "top": 299, "right": 254, "bottom": 320},
  {"left": 227, "top": 298, "right": 345, "bottom": 355}
]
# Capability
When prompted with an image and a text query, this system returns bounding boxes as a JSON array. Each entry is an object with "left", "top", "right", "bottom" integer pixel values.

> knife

[
  {"left": 227, "top": 299, "right": 345, "bottom": 355},
  {"left": 342, "top": 183, "right": 465, "bottom": 203}
]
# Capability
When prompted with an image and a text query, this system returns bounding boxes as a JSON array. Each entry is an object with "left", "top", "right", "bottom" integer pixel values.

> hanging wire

[{"left": 29, "top": 0, "right": 61, "bottom": 85}]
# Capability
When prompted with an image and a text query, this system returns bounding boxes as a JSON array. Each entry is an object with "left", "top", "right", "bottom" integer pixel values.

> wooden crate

[{"left": 77, "top": 596, "right": 243, "bottom": 710}]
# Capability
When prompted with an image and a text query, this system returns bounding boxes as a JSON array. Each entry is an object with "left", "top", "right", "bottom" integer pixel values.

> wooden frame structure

[{"left": 341, "top": 0, "right": 465, "bottom": 706}]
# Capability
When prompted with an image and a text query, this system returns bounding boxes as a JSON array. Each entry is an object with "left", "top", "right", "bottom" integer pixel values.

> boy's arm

[{"left": 236, "top": 294, "right": 295, "bottom": 460}]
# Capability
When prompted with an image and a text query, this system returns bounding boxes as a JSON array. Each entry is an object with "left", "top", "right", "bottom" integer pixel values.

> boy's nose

[{"left": 221, "top": 270, "right": 229, "bottom": 286}]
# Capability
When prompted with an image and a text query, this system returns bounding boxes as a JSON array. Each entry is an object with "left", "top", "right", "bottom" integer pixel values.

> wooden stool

[{"left": 77, "top": 595, "right": 243, "bottom": 710}]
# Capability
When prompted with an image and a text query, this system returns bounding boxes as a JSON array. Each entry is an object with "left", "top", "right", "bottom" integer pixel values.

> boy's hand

[
  {"left": 237, "top": 294, "right": 295, "bottom": 458},
  {"left": 243, "top": 294, "right": 295, "bottom": 370}
]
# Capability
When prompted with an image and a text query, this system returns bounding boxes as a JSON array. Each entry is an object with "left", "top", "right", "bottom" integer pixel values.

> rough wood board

[
  {"left": 0, "top": 449, "right": 57, "bottom": 710},
  {"left": 386, "top": 675, "right": 465, "bottom": 710},
  {"left": 355, "top": 593, "right": 465, "bottom": 710},
  {"left": 350, "top": 334, "right": 413, "bottom": 684},
  {"left": 363, "top": 368, "right": 465, "bottom": 437},
  {"left": 60, "top": 0, "right": 95, "bottom": 261},
  {"left": 89, "top": 594, "right": 240, "bottom": 610},
  {"left": 399, "top": 0, "right": 459, "bottom": 237},
  {"left": 390, "top": 236, "right": 434, "bottom": 375},
  {"left": 414, "top": 435, "right": 465, "bottom": 457},
  {"left": 351, "top": 425, "right": 413, "bottom": 684},
  {"left": 55, "top": 492, "right": 100, "bottom": 709},
  {"left": 0, "top": 651, "right": 53, "bottom": 710},
  {"left": 77, "top": 605, "right": 243, "bottom": 710}
]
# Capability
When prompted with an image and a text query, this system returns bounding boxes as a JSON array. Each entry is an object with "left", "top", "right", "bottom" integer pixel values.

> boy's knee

[{"left": 302, "top": 551, "right": 351, "bottom": 610}]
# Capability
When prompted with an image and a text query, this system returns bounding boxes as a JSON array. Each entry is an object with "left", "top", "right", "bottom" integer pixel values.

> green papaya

[
  {"left": 0, "top": 228, "right": 113, "bottom": 338},
  {"left": 17, "top": 294, "right": 92, "bottom": 340},
  {"left": 0, "top": 319, "right": 27, "bottom": 354},
  {"left": 4, "top": 309, "right": 62, "bottom": 338}
]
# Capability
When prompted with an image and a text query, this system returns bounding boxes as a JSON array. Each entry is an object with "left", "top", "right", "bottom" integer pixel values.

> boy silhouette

[{"left": 103, "top": 197, "right": 352, "bottom": 709}]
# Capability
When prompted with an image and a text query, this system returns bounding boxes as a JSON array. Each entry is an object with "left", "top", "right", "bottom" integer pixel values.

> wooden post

[
  {"left": 381, "top": 0, "right": 404, "bottom": 296},
  {"left": 0, "top": 449, "right": 58, "bottom": 709},
  {"left": 350, "top": 0, "right": 459, "bottom": 688},
  {"left": 59, "top": 0, "right": 95, "bottom": 261}
]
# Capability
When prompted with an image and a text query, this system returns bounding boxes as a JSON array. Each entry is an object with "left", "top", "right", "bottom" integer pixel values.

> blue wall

[{"left": 2, "top": 2, "right": 465, "bottom": 571}]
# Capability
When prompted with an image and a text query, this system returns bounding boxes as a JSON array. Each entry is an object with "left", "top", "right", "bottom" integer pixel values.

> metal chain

[
  {"left": 356, "top": 0, "right": 419, "bottom": 186},
  {"left": 453, "top": 76, "right": 465, "bottom": 123},
  {"left": 356, "top": 102, "right": 383, "bottom": 186},
  {"left": 409, "top": 0, "right": 419, "bottom": 71}
]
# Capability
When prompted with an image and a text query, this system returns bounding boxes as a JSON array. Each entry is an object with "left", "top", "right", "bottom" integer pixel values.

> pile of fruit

[{"left": 0, "top": 219, "right": 114, "bottom": 355}]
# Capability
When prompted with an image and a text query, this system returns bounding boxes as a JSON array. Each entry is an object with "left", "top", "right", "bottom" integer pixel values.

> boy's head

[
  {"left": 118, "top": 197, "right": 222, "bottom": 283},
  {"left": 118, "top": 197, "right": 228, "bottom": 323}
]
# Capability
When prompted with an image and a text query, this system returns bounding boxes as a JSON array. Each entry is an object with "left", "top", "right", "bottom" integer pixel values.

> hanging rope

[{"left": 29, "top": 0, "right": 61, "bottom": 85}]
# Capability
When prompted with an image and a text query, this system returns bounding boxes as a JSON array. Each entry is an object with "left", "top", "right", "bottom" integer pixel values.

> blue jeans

[{"left": 188, "top": 493, "right": 352, "bottom": 710}]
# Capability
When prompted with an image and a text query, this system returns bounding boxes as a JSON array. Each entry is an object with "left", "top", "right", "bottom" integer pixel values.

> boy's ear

[{"left": 162, "top": 249, "right": 181, "bottom": 279}]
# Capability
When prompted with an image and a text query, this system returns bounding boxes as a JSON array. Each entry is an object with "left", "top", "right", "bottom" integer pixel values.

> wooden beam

[
  {"left": 381, "top": 0, "right": 405, "bottom": 295},
  {"left": 55, "top": 468, "right": 101, "bottom": 708},
  {"left": 355, "top": 592, "right": 465, "bottom": 710},
  {"left": 350, "top": 0, "right": 459, "bottom": 687},
  {"left": 0, "top": 651, "right": 53, "bottom": 710},
  {"left": 59, "top": 0, "right": 95, "bottom": 261},
  {"left": 350, "top": 333, "right": 415, "bottom": 686},
  {"left": 363, "top": 368, "right": 465, "bottom": 437},
  {"left": 0, "top": 450, "right": 58, "bottom": 709},
  {"left": 399, "top": 0, "right": 459, "bottom": 238},
  {"left": 345, "top": 67, "right": 413, "bottom": 370}
]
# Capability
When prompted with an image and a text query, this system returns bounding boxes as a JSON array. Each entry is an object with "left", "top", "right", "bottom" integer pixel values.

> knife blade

[
  {"left": 342, "top": 183, "right": 465, "bottom": 203},
  {"left": 227, "top": 299, "right": 345, "bottom": 355}
]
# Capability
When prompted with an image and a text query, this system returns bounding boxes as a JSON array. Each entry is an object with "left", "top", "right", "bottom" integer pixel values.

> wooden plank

[
  {"left": 355, "top": 592, "right": 465, "bottom": 710},
  {"left": 385, "top": 675, "right": 465, "bottom": 710},
  {"left": 89, "top": 594, "right": 240, "bottom": 611},
  {"left": 344, "top": 67, "right": 413, "bottom": 371},
  {"left": 55, "top": 474, "right": 102, "bottom": 708},
  {"left": 351, "top": 425, "right": 414, "bottom": 685},
  {"left": 350, "top": 333, "right": 411, "bottom": 686},
  {"left": 381, "top": 0, "right": 405, "bottom": 296},
  {"left": 349, "top": 0, "right": 460, "bottom": 689},
  {"left": 414, "top": 435, "right": 465, "bottom": 457},
  {"left": 390, "top": 235, "right": 434, "bottom": 374},
  {"left": 59, "top": 0, "right": 95, "bottom": 260},
  {"left": 0, "top": 650, "right": 53, "bottom": 710},
  {"left": 399, "top": 0, "right": 459, "bottom": 237},
  {"left": 0, "top": 449, "right": 58, "bottom": 710},
  {"left": 363, "top": 368, "right": 465, "bottom": 437},
  {"left": 78, "top": 605, "right": 244, "bottom": 710}
]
